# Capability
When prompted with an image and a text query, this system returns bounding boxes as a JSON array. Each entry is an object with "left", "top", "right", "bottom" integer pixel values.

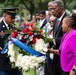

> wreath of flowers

[{"left": 6, "top": 21, "right": 51, "bottom": 71}]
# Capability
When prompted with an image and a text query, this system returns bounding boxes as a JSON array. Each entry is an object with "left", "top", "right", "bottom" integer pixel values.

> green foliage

[
  {"left": 0, "top": 0, "right": 52, "bottom": 18},
  {"left": 62, "top": 0, "right": 76, "bottom": 11},
  {"left": 1, "top": 0, "right": 76, "bottom": 18}
]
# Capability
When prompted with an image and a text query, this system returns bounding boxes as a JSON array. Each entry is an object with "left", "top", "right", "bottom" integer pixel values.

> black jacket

[
  {"left": 53, "top": 13, "right": 67, "bottom": 49},
  {"left": 0, "top": 20, "right": 12, "bottom": 71},
  {"left": 40, "top": 18, "right": 48, "bottom": 28}
]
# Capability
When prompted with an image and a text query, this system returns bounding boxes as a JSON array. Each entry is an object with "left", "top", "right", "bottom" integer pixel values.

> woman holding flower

[{"left": 49, "top": 14, "right": 76, "bottom": 75}]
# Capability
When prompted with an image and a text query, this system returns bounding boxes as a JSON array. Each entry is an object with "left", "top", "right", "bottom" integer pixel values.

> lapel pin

[{"left": 3, "top": 25, "right": 5, "bottom": 27}]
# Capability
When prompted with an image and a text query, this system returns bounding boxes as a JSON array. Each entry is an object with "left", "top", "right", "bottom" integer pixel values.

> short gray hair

[
  {"left": 53, "top": 0, "right": 64, "bottom": 9},
  {"left": 48, "top": 1, "right": 54, "bottom": 6}
]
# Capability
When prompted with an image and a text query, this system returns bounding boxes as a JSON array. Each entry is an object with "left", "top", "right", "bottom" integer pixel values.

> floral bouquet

[{"left": 1, "top": 21, "right": 52, "bottom": 74}]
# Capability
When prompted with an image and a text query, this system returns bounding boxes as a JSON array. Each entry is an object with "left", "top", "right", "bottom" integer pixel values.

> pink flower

[{"left": 20, "top": 22, "right": 26, "bottom": 29}]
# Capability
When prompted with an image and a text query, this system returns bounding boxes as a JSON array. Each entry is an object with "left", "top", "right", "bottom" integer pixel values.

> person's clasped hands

[{"left": 48, "top": 47, "right": 59, "bottom": 55}]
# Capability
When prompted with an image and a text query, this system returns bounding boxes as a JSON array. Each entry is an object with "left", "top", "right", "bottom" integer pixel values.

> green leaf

[{"left": 4, "top": 30, "right": 13, "bottom": 34}]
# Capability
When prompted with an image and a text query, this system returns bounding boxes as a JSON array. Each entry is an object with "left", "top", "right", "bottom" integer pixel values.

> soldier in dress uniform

[{"left": 0, "top": 7, "right": 22, "bottom": 75}]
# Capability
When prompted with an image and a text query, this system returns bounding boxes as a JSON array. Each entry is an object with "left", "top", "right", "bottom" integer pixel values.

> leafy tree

[
  {"left": 62, "top": 0, "right": 76, "bottom": 12},
  {"left": 0, "top": 0, "right": 76, "bottom": 19},
  {"left": 0, "top": 0, "right": 51, "bottom": 19}
]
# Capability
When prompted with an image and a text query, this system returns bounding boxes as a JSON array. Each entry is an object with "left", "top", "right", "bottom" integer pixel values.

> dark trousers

[
  {"left": 63, "top": 72, "right": 69, "bottom": 75},
  {"left": 0, "top": 71, "right": 8, "bottom": 75},
  {"left": 0, "top": 69, "right": 22, "bottom": 75},
  {"left": 44, "top": 61, "right": 52, "bottom": 75},
  {"left": 9, "top": 69, "right": 22, "bottom": 75},
  {"left": 44, "top": 51, "right": 52, "bottom": 75},
  {"left": 51, "top": 54, "right": 63, "bottom": 75}
]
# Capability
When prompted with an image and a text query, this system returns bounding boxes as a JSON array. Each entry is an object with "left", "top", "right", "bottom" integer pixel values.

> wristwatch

[{"left": 72, "top": 68, "right": 76, "bottom": 74}]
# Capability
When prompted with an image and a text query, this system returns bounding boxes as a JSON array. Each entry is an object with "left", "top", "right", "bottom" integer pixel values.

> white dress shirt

[{"left": 3, "top": 19, "right": 9, "bottom": 30}]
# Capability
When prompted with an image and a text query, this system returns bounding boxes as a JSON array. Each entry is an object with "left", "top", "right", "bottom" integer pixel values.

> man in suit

[
  {"left": 0, "top": 8, "right": 22, "bottom": 75},
  {"left": 49, "top": 1, "right": 67, "bottom": 75},
  {"left": 39, "top": 10, "right": 47, "bottom": 28}
]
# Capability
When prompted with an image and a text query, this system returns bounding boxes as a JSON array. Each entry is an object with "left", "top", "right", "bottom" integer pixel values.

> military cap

[{"left": 2, "top": 7, "right": 19, "bottom": 19}]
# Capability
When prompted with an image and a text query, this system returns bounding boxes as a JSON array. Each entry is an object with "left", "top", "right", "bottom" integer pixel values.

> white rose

[
  {"left": 36, "top": 56, "right": 45, "bottom": 63},
  {"left": 43, "top": 47, "right": 48, "bottom": 52},
  {"left": 10, "top": 57, "right": 15, "bottom": 62}
]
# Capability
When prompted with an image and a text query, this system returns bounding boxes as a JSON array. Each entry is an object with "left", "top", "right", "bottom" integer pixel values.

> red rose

[
  {"left": 20, "top": 29, "right": 25, "bottom": 33},
  {"left": 36, "top": 35, "right": 41, "bottom": 39},
  {"left": 11, "top": 30, "right": 18, "bottom": 38},
  {"left": 38, "top": 30, "right": 42, "bottom": 35},
  {"left": 21, "top": 36, "right": 26, "bottom": 43},
  {"left": 27, "top": 31, "right": 33, "bottom": 36},
  {"left": 31, "top": 35, "right": 41, "bottom": 43},
  {"left": 21, "top": 28, "right": 31, "bottom": 33},
  {"left": 31, "top": 25, "right": 36, "bottom": 30},
  {"left": 31, "top": 37, "right": 36, "bottom": 43},
  {"left": 27, "top": 22, "right": 34, "bottom": 27},
  {"left": 25, "top": 28, "right": 31, "bottom": 33}
]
